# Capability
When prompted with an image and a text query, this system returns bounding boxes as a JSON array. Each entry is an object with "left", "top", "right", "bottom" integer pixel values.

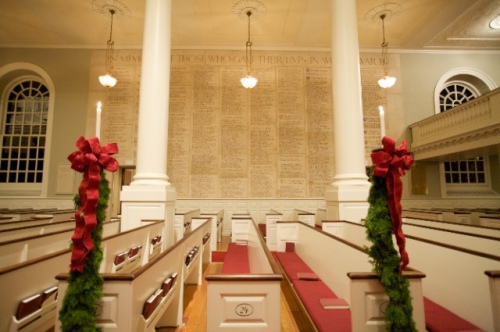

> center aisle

[{"left": 158, "top": 236, "right": 308, "bottom": 332}]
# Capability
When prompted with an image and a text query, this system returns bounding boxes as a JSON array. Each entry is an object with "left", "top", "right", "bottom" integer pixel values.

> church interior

[{"left": 0, "top": 0, "right": 499, "bottom": 331}]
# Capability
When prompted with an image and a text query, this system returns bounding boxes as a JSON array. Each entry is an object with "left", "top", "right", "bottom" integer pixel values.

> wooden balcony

[{"left": 409, "top": 88, "right": 500, "bottom": 161}]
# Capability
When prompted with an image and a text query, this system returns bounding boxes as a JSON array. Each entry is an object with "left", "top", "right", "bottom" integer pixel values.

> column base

[
  {"left": 324, "top": 181, "right": 370, "bottom": 223},
  {"left": 120, "top": 184, "right": 177, "bottom": 246}
]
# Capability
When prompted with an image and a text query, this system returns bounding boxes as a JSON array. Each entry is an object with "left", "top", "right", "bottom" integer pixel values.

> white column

[
  {"left": 120, "top": 0, "right": 177, "bottom": 249},
  {"left": 324, "top": 0, "right": 370, "bottom": 222}
]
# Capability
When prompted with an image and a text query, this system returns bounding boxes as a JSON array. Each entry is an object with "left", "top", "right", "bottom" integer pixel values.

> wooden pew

[
  {"left": 0, "top": 218, "right": 77, "bottom": 242},
  {"left": 200, "top": 210, "right": 224, "bottom": 251},
  {"left": 34, "top": 209, "right": 75, "bottom": 223},
  {"left": 0, "top": 219, "right": 164, "bottom": 332},
  {"left": 101, "top": 220, "right": 164, "bottom": 273},
  {"left": 0, "top": 210, "right": 37, "bottom": 222},
  {"left": 0, "top": 208, "right": 58, "bottom": 222},
  {"left": 454, "top": 208, "right": 500, "bottom": 225},
  {"left": 0, "top": 220, "right": 120, "bottom": 269},
  {"left": 174, "top": 209, "right": 200, "bottom": 242},
  {"left": 230, "top": 212, "right": 251, "bottom": 243},
  {"left": 0, "top": 217, "right": 55, "bottom": 231},
  {"left": 292, "top": 209, "right": 315, "bottom": 227},
  {"left": 402, "top": 209, "right": 444, "bottom": 221},
  {"left": 274, "top": 246, "right": 352, "bottom": 331},
  {"left": 481, "top": 214, "right": 500, "bottom": 229},
  {"left": 403, "top": 216, "right": 500, "bottom": 238},
  {"left": 55, "top": 218, "right": 212, "bottom": 332},
  {"left": 430, "top": 208, "right": 472, "bottom": 224},
  {"left": 321, "top": 220, "right": 499, "bottom": 331},
  {"left": 315, "top": 208, "right": 327, "bottom": 229},
  {"left": 264, "top": 209, "right": 283, "bottom": 251},
  {"left": 485, "top": 270, "right": 500, "bottom": 332},
  {"left": 206, "top": 216, "right": 282, "bottom": 331},
  {"left": 401, "top": 220, "right": 500, "bottom": 257},
  {"left": 276, "top": 221, "right": 426, "bottom": 332}
]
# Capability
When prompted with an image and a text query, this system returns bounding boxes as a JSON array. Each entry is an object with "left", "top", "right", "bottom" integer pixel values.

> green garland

[
  {"left": 364, "top": 173, "right": 417, "bottom": 331},
  {"left": 58, "top": 170, "right": 110, "bottom": 332}
]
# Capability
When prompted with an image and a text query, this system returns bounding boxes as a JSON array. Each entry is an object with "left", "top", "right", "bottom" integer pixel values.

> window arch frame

[
  {"left": 433, "top": 67, "right": 497, "bottom": 115},
  {"left": 0, "top": 63, "right": 55, "bottom": 198}
]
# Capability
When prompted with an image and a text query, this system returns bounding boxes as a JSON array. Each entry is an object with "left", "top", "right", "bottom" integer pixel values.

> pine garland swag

[
  {"left": 58, "top": 169, "right": 110, "bottom": 332},
  {"left": 364, "top": 173, "right": 417, "bottom": 331}
]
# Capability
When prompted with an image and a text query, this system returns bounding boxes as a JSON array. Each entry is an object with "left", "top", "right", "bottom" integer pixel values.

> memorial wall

[{"left": 87, "top": 49, "right": 401, "bottom": 199}]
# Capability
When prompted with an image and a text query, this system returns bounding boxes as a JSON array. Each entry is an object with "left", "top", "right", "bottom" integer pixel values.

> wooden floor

[{"left": 157, "top": 236, "right": 311, "bottom": 332}]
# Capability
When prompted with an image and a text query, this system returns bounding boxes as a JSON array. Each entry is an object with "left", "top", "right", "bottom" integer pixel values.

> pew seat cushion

[
  {"left": 294, "top": 280, "right": 351, "bottom": 332},
  {"left": 221, "top": 242, "right": 250, "bottom": 274},
  {"left": 273, "top": 252, "right": 315, "bottom": 281},
  {"left": 424, "top": 297, "right": 484, "bottom": 332}
]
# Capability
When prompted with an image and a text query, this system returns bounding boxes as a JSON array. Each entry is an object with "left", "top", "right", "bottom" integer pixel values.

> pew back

[
  {"left": 55, "top": 218, "right": 212, "bottom": 332},
  {"left": 0, "top": 218, "right": 74, "bottom": 242},
  {"left": 403, "top": 217, "right": 500, "bottom": 238},
  {"left": 206, "top": 218, "right": 282, "bottom": 331},
  {"left": 174, "top": 209, "right": 200, "bottom": 242},
  {"left": 265, "top": 210, "right": 282, "bottom": 251},
  {"left": 276, "top": 221, "right": 426, "bottom": 332},
  {"left": 322, "top": 220, "right": 500, "bottom": 331},
  {"left": 0, "top": 220, "right": 120, "bottom": 269}
]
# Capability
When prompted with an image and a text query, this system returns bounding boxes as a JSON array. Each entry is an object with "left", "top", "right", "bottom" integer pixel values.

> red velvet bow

[
  {"left": 371, "top": 136, "right": 414, "bottom": 273},
  {"left": 67, "top": 136, "right": 119, "bottom": 273}
]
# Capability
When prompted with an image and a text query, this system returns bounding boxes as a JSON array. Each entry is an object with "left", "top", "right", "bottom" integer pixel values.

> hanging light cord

[
  {"left": 380, "top": 14, "right": 389, "bottom": 75},
  {"left": 108, "top": 9, "right": 115, "bottom": 47},
  {"left": 245, "top": 11, "right": 253, "bottom": 76},
  {"left": 104, "top": 9, "right": 116, "bottom": 71}
]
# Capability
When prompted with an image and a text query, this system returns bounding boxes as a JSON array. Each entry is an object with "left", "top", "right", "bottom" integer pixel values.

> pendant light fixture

[
  {"left": 99, "top": 9, "right": 118, "bottom": 88},
  {"left": 377, "top": 14, "right": 396, "bottom": 89},
  {"left": 240, "top": 11, "right": 258, "bottom": 89}
]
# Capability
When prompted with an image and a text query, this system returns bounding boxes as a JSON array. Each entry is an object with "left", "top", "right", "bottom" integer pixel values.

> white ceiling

[{"left": 0, "top": 0, "right": 499, "bottom": 51}]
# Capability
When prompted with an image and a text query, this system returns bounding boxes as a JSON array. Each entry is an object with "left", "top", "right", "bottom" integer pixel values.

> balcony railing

[{"left": 409, "top": 88, "right": 500, "bottom": 160}]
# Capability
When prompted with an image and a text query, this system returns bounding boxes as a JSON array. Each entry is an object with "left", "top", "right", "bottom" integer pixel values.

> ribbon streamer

[
  {"left": 67, "top": 136, "right": 118, "bottom": 273},
  {"left": 371, "top": 136, "right": 414, "bottom": 273}
]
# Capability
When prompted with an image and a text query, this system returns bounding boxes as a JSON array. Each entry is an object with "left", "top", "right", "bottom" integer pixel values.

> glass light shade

[
  {"left": 378, "top": 75, "right": 396, "bottom": 89},
  {"left": 99, "top": 74, "right": 118, "bottom": 88},
  {"left": 490, "top": 14, "right": 500, "bottom": 29},
  {"left": 240, "top": 75, "right": 258, "bottom": 89}
]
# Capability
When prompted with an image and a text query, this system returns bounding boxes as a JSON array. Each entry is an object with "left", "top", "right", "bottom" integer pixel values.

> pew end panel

[
  {"left": 206, "top": 278, "right": 281, "bottom": 331},
  {"left": 174, "top": 209, "right": 201, "bottom": 243},
  {"left": 54, "top": 218, "right": 212, "bottom": 332},
  {"left": 231, "top": 217, "right": 252, "bottom": 243},
  {"left": 0, "top": 250, "right": 69, "bottom": 332},
  {"left": 485, "top": 270, "right": 500, "bottom": 332},
  {"left": 275, "top": 221, "right": 299, "bottom": 252},
  {"left": 200, "top": 210, "right": 224, "bottom": 251},
  {"left": 348, "top": 271, "right": 426, "bottom": 332},
  {"left": 264, "top": 210, "right": 282, "bottom": 251},
  {"left": 206, "top": 216, "right": 282, "bottom": 331}
]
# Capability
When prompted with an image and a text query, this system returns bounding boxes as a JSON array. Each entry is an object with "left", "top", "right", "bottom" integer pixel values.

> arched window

[
  {"left": 433, "top": 67, "right": 496, "bottom": 115},
  {"left": 1, "top": 78, "right": 49, "bottom": 184},
  {"left": 439, "top": 82, "right": 477, "bottom": 112}
]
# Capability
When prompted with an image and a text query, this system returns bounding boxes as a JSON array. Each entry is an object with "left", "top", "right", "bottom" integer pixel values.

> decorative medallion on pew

[
  {"left": 366, "top": 136, "right": 417, "bottom": 331},
  {"left": 59, "top": 136, "right": 119, "bottom": 332}
]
